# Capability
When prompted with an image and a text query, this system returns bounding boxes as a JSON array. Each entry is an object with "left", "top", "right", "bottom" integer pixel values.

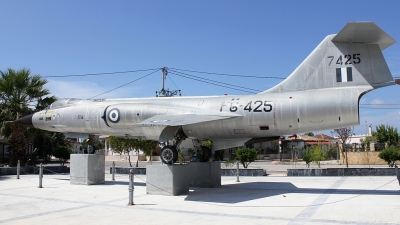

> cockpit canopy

[{"left": 45, "top": 98, "right": 83, "bottom": 110}]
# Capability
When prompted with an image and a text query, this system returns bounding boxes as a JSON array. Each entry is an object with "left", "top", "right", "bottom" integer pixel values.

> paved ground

[{"left": 1, "top": 169, "right": 400, "bottom": 224}]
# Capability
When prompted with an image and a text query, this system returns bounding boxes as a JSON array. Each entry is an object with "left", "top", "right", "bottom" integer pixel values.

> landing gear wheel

[
  {"left": 198, "top": 146, "right": 212, "bottom": 162},
  {"left": 161, "top": 146, "right": 178, "bottom": 165},
  {"left": 87, "top": 144, "right": 95, "bottom": 154}
]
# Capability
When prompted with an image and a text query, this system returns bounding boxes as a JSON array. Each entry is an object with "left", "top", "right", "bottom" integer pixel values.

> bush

[
  {"left": 224, "top": 158, "right": 237, "bottom": 168},
  {"left": 214, "top": 150, "right": 224, "bottom": 161},
  {"left": 52, "top": 146, "right": 73, "bottom": 165},
  {"left": 235, "top": 147, "right": 257, "bottom": 168},
  {"left": 311, "top": 145, "right": 327, "bottom": 168},
  {"left": 302, "top": 149, "right": 313, "bottom": 168},
  {"left": 378, "top": 147, "right": 400, "bottom": 167}
]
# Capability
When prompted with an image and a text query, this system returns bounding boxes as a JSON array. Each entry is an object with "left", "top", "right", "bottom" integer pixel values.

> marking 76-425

[{"left": 220, "top": 100, "right": 273, "bottom": 113}]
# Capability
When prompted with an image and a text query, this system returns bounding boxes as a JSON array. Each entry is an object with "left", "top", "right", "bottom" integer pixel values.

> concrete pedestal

[
  {"left": 146, "top": 165, "right": 189, "bottom": 196},
  {"left": 70, "top": 154, "right": 105, "bottom": 185},
  {"left": 189, "top": 162, "right": 221, "bottom": 188}
]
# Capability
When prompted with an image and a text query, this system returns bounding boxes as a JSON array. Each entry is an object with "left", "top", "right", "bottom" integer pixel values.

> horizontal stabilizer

[
  {"left": 135, "top": 113, "right": 241, "bottom": 126},
  {"left": 332, "top": 22, "right": 396, "bottom": 50}
]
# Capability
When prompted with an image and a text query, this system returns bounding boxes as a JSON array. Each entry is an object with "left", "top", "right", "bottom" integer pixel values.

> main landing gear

[
  {"left": 160, "top": 146, "right": 178, "bottom": 165},
  {"left": 159, "top": 127, "right": 213, "bottom": 165}
]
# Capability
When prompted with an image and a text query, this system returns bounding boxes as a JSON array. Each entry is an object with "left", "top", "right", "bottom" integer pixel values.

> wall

[
  {"left": 288, "top": 168, "right": 395, "bottom": 176},
  {"left": 340, "top": 151, "right": 387, "bottom": 165}
]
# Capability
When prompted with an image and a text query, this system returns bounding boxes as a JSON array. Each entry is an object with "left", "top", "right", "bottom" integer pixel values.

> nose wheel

[{"left": 160, "top": 146, "right": 178, "bottom": 165}]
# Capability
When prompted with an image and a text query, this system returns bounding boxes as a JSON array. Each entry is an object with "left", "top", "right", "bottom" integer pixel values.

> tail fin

[{"left": 262, "top": 22, "right": 396, "bottom": 94}]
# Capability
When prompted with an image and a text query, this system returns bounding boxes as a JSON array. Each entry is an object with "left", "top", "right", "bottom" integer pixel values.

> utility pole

[{"left": 156, "top": 67, "right": 181, "bottom": 97}]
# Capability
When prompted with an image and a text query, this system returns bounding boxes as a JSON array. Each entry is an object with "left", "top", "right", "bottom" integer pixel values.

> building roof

[
  {"left": 314, "top": 134, "right": 336, "bottom": 140},
  {"left": 285, "top": 134, "right": 337, "bottom": 145}
]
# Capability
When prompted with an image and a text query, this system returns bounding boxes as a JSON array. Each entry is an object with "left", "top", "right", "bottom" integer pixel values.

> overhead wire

[
  {"left": 43, "top": 68, "right": 160, "bottom": 78},
  {"left": 169, "top": 67, "right": 285, "bottom": 80},
  {"left": 43, "top": 67, "right": 271, "bottom": 96},
  {"left": 168, "top": 71, "right": 258, "bottom": 94},
  {"left": 169, "top": 70, "right": 262, "bottom": 93},
  {"left": 166, "top": 74, "right": 181, "bottom": 92},
  {"left": 88, "top": 68, "right": 161, "bottom": 99}
]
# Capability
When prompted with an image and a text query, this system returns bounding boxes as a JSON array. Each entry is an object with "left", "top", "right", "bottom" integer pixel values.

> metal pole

[
  {"left": 236, "top": 161, "right": 240, "bottom": 182},
  {"left": 336, "top": 142, "right": 339, "bottom": 164},
  {"left": 112, "top": 161, "right": 115, "bottom": 181},
  {"left": 345, "top": 145, "right": 349, "bottom": 168},
  {"left": 38, "top": 163, "right": 43, "bottom": 188},
  {"left": 17, "top": 160, "right": 20, "bottom": 179},
  {"left": 128, "top": 169, "right": 134, "bottom": 205},
  {"left": 394, "top": 163, "right": 400, "bottom": 187}
]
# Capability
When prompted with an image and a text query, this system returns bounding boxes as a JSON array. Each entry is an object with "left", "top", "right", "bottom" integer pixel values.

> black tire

[
  {"left": 87, "top": 144, "right": 95, "bottom": 154},
  {"left": 198, "top": 146, "right": 212, "bottom": 162},
  {"left": 161, "top": 146, "right": 178, "bottom": 164}
]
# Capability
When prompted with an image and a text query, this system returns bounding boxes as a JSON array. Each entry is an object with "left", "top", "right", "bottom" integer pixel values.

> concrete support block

[
  {"left": 146, "top": 165, "right": 189, "bottom": 196},
  {"left": 70, "top": 154, "right": 105, "bottom": 185},
  {"left": 189, "top": 162, "right": 221, "bottom": 188}
]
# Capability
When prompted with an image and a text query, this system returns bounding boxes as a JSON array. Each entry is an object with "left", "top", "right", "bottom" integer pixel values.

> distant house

[{"left": 284, "top": 134, "right": 336, "bottom": 150}]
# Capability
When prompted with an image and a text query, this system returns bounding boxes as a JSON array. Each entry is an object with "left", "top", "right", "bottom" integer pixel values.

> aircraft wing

[{"left": 135, "top": 113, "right": 241, "bottom": 127}]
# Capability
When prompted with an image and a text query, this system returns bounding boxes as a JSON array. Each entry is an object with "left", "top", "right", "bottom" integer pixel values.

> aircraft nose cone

[{"left": 14, "top": 114, "right": 34, "bottom": 127}]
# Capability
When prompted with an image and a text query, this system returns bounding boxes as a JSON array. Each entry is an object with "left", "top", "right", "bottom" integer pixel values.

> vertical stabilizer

[{"left": 261, "top": 22, "right": 396, "bottom": 94}]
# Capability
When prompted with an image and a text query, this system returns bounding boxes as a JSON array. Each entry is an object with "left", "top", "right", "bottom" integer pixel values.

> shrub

[
  {"left": 224, "top": 158, "right": 237, "bottom": 168},
  {"left": 214, "top": 150, "right": 224, "bottom": 161},
  {"left": 378, "top": 147, "right": 400, "bottom": 167},
  {"left": 302, "top": 149, "right": 313, "bottom": 168},
  {"left": 52, "top": 146, "right": 73, "bottom": 165},
  {"left": 235, "top": 147, "right": 257, "bottom": 168},
  {"left": 311, "top": 145, "right": 327, "bottom": 168}
]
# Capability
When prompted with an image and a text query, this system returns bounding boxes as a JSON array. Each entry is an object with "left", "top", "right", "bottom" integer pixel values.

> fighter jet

[{"left": 15, "top": 22, "right": 397, "bottom": 164}]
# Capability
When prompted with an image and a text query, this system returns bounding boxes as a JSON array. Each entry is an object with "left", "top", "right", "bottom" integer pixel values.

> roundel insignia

[{"left": 108, "top": 108, "right": 120, "bottom": 123}]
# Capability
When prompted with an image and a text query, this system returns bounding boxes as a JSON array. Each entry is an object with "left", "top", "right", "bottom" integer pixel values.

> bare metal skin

[{"left": 15, "top": 22, "right": 397, "bottom": 163}]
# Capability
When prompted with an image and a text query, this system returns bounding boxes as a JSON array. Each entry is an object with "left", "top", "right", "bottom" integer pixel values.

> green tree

[
  {"left": 311, "top": 145, "right": 327, "bottom": 168},
  {"left": 378, "top": 147, "right": 400, "bottom": 167},
  {"left": 235, "top": 147, "right": 257, "bottom": 168},
  {"left": 302, "top": 149, "right": 313, "bottom": 168},
  {"left": 140, "top": 140, "right": 158, "bottom": 162},
  {"left": 0, "top": 68, "right": 56, "bottom": 166},
  {"left": 108, "top": 137, "right": 156, "bottom": 167},
  {"left": 373, "top": 125, "right": 399, "bottom": 146},
  {"left": 33, "top": 130, "right": 69, "bottom": 162},
  {"left": 52, "top": 146, "right": 73, "bottom": 165},
  {"left": 109, "top": 136, "right": 137, "bottom": 167}
]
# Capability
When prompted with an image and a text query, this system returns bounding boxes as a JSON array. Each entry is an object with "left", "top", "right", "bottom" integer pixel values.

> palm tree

[{"left": 0, "top": 68, "right": 56, "bottom": 166}]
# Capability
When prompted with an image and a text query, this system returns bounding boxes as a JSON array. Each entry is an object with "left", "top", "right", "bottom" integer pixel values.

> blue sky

[{"left": 1, "top": 1, "right": 399, "bottom": 135}]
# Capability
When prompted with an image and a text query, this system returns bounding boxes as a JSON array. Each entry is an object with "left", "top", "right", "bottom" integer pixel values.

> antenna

[{"left": 156, "top": 67, "right": 181, "bottom": 97}]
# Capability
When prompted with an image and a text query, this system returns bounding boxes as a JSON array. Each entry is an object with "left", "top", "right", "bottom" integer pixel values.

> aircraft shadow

[{"left": 185, "top": 182, "right": 400, "bottom": 204}]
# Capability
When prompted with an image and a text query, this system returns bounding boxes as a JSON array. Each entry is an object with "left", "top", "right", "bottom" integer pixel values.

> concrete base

[
  {"left": 189, "top": 162, "right": 221, "bottom": 188},
  {"left": 70, "top": 154, "right": 105, "bottom": 185},
  {"left": 146, "top": 165, "right": 189, "bottom": 196},
  {"left": 221, "top": 168, "right": 264, "bottom": 176}
]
